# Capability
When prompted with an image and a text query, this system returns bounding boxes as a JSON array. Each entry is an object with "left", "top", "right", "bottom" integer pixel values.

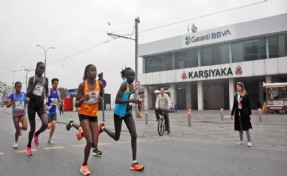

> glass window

[
  {"left": 242, "top": 38, "right": 266, "bottom": 61},
  {"left": 200, "top": 46, "right": 212, "bottom": 66},
  {"left": 268, "top": 35, "right": 279, "bottom": 58},
  {"left": 174, "top": 48, "right": 198, "bottom": 69},
  {"left": 163, "top": 53, "right": 173, "bottom": 71},
  {"left": 278, "top": 33, "right": 287, "bottom": 57},
  {"left": 212, "top": 45, "right": 221, "bottom": 65},
  {"left": 231, "top": 42, "right": 243, "bottom": 63},
  {"left": 144, "top": 53, "right": 173, "bottom": 73},
  {"left": 221, "top": 44, "right": 230, "bottom": 64}
]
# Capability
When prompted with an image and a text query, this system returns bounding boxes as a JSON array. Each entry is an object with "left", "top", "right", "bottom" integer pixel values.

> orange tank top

[{"left": 78, "top": 80, "right": 100, "bottom": 117}]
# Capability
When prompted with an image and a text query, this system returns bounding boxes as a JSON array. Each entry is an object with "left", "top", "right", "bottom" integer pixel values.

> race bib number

[
  {"left": 32, "top": 83, "right": 44, "bottom": 96},
  {"left": 15, "top": 101, "right": 25, "bottom": 110},
  {"left": 85, "top": 91, "right": 99, "bottom": 104},
  {"left": 238, "top": 102, "right": 242, "bottom": 109},
  {"left": 50, "top": 98, "right": 58, "bottom": 106}
]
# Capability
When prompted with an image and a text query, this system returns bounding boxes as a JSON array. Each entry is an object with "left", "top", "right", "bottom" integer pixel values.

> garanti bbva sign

[{"left": 183, "top": 26, "right": 235, "bottom": 47}]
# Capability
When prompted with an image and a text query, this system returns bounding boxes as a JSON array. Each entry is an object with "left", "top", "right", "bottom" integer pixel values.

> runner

[
  {"left": 46, "top": 78, "right": 61, "bottom": 145},
  {"left": 99, "top": 67, "right": 144, "bottom": 171},
  {"left": 7, "top": 82, "right": 28, "bottom": 149},
  {"left": 66, "top": 119, "right": 103, "bottom": 156},
  {"left": 26, "top": 61, "right": 49, "bottom": 156},
  {"left": 75, "top": 64, "right": 104, "bottom": 175}
]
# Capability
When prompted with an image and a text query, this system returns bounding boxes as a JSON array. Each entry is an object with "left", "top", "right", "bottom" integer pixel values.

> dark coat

[{"left": 231, "top": 94, "right": 252, "bottom": 131}]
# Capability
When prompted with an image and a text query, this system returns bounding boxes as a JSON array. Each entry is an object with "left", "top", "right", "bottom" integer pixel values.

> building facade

[{"left": 139, "top": 13, "right": 287, "bottom": 110}]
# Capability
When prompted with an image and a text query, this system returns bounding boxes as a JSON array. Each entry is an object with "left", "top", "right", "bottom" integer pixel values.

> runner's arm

[
  {"left": 6, "top": 94, "right": 15, "bottom": 108},
  {"left": 75, "top": 82, "right": 86, "bottom": 108},
  {"left": 26, "top": 77, "right": 36, "bottom": 97}
]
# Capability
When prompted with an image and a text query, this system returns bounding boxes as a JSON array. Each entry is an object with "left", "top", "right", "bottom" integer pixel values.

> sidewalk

[
  {"left": 126, "top": 109, "right": 286, "bottom": 125},
  {"left": 54, "top": 109, "right": 287, "bottom": 127},
  {"left": 1, "top": 107, "right": 286, "bottom": 126}
]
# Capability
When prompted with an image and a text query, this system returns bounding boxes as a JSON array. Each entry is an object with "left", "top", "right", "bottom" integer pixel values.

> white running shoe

[
  {"left": 247, "top": 142, "right": 252, "bottom": 147},
  {"left": 48, "top": 141, "right": 55, "bottom": 145},
  {"left": 13, "top": 142, "right": 18, "bottom": 149},
  {"left": 236, "top": 141, "right": 243, "bottom": 145}
]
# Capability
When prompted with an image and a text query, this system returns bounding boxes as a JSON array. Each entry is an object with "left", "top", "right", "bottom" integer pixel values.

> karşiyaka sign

[{"left": 181, "top": 66, "right": 242, "bottom": 80}]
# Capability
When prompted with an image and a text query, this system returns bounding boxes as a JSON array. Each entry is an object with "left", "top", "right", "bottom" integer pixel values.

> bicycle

[{"left": 157, "top": 109, "right": 170, "bottom": 136}]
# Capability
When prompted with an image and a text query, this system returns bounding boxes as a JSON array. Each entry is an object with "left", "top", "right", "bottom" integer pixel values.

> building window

[
  {"left": 232, "top": 38, "right": 266, "bottom": 63},
  {"left": 231, "top": 42, "right": 243, "bottom": 63},
  {"left": 278, "top": 33, "right": 287, "bottom": 57},
  {"left": 144, "top": 53, "right": 173, "bottom": 73},
  {"left": 174, "top": 48, "right": 198, "bottom": 69},
  {"left": 200, "top": 46, "right": 213, "bottom": 66},
  {"left": 221, "top": 44, "right": 230, "bottom": 64},
  {"left": 242, "top": 38, "right": 266, "bottom": 61},
  {"left": 268, "top": 35, "right": 279, "bottom": 58}
]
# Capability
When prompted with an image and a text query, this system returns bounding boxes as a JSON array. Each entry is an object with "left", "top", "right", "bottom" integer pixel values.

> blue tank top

[
  {"left": 47, "top": 88, "right": 59, "bottom": 115},
  {"left": 9, "top": 92, "right": 27, "bottom": 117},
  {"left": 114, "top": 81, "right": 134, "bottom": 117}
]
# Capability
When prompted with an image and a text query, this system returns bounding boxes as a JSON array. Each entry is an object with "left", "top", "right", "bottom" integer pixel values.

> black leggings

[{"left": 103, "top": 114, "right": 137, "bottom": 160}]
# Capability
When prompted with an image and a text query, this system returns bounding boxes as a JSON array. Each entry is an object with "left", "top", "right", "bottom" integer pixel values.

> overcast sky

[{"left": 0, "top": 0, "right": 286, "bottom": 102}]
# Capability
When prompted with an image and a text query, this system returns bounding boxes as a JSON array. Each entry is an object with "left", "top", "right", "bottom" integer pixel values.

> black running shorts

[
  {"left": 78, "top": 114, "right": 98, "bottom": 122},
  {"left": 27, "top": 100, "right": 46, "bottom": 121}
]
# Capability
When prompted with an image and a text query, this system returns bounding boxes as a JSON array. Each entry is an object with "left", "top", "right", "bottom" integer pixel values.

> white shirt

[{"left": 155, "top": 93, "right": 171, "bottom": 109}]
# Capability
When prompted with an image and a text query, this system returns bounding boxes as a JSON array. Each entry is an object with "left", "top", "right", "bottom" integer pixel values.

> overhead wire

[
  {"left": 140, "top": 0, "right": 267, "bottom": 33},
  {"left": 47, "top": 38, "right": 117, "bottom": 65},
  {"left": 47, "top": 0, "right": 267, "bottom": 66}
]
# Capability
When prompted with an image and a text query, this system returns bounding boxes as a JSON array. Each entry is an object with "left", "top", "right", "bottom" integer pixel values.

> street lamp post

[
  {"left": 36, "top": 45, "right": 55, "bottom": 78},
  {"left": 2, "top": 67, "right": 23, "bottom": 84}
]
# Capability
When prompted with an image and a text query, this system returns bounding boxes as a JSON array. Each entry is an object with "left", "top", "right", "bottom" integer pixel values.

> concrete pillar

[
  {"left": 186, "top": 84, "right": 191, "bottom": 109},
  {"left": 229, "top": 78, "right": 235, "bottom": 110},
  {"left": 197, "top": 81, "right": 203, "bottom": 110},
  {"left": 144, "top": 86, "right": 149, "bottom": 110},
  {"left": 169, "top": 83, "right": 176, "bottom": 109}
]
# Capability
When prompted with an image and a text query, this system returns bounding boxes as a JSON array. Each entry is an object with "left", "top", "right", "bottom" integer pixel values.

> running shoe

[
  {"left": 80, "top": 165, "right": 90, "bottom": 176},
  {"left": 92, "top": 148, "right": 102, "bottom": 157},
  {"left": 47, "top": 140, "right": 55, "bottom": 145},
  {"left": 13, "top": 142, "right": 18, "bottom": 149},
  {"left": 247, "top": 142, "right": 252, "bottom": 147},
  {"left": 34, "top": 132, "right": 39, "bottom": 147},
  {"left": 98, "top": 122, "right": 105, "bottom": 136},
  {"left": 76, "top": 127, "right": 84, "bottom": 141},
  {"left": 236, "top": 141, "right": 243, "bottom": 145},
  {"left": 66, "top": 119, "right": 74, "bottom": 131},
  {"left": 26, "top": 147, "right": 32, "bottom": 156},
  {"left": 130, "top": 162, "right": 145, "bottom": 171}
]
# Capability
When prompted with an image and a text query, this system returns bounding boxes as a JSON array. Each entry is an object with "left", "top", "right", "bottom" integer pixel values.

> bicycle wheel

[{"left": 158, "top": 118, "right": 165, "bottom": 136}]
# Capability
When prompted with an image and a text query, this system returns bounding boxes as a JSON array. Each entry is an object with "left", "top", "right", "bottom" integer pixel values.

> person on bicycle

[{"left": 155, "top": 88, "right": 171, "bottom": 133}]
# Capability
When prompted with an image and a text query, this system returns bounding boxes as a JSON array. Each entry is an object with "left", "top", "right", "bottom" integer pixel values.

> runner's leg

[
  {"left": 124, "top": 116, "right": 137, "bottom": 160},
  {"left": 13, "top": 117, "right": 20, "bottom": 142},
  {"left": 35, "top": 112, "right": 48, "bottom": 136},
  {"left": 80, "top": 118, "right": 93, "bottom": 165},
  {"left": 19, "top": 116, "right": 28, "bottom": 131},
  {"left": 27, "top": 103, "right": 36, "bottom": 147},
  {"left": 102, "top": 114, "right": 122, "bottom": 141}
]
